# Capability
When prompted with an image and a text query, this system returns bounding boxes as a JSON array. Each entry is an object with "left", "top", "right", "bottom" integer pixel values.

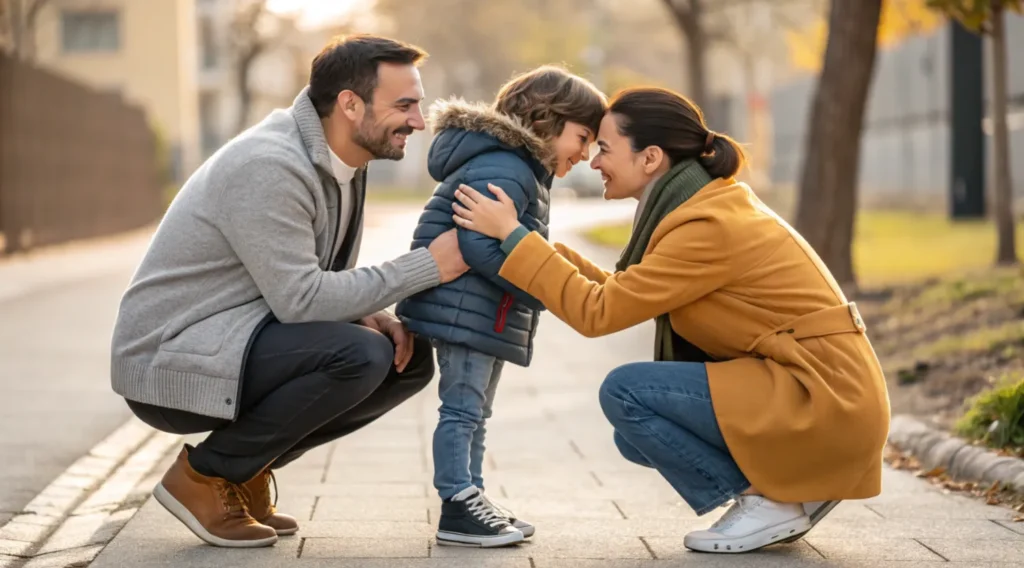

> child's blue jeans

[{"left": 431, "top": 339, "right": 504, "bottom": 501}]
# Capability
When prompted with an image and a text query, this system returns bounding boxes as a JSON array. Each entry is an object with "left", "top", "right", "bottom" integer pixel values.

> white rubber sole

[
  {"left": 435, "top": 528, "right": 525, "bottom": 548},
  {"left": 684, "top": 515, "right": 812, "bottom": 554},
  {"left": 275, "top": 526, "right": 299, "bottom": 536},
  {"left": 517, "top": 524, "right": 535, "bottom": 539},
  {"left": 153, "top": 483, "right": 279, "bottom": 548}
]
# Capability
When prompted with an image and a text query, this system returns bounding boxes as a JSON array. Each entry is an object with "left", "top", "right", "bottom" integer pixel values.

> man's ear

[
  {"left": 642, "top": 146, "right": 665, "bottom": 175},
  {"left": 336, "top": 90, "right": 364, "bottom": 122}
]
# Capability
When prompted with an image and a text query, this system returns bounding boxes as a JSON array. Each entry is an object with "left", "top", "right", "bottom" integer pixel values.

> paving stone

[
  {"left": 995, "top": 519, "right": 1024, "bottom": 535},
  {"left": 518, "top": 518, "right": 708, "bottom": 538},
  {"left": 313, "top": 497, "right": 428, "bottom": 522},
  {"left": 326, "top": 467, "right": 431, "bottom": 484},
  {"left": 804, "top": 518, "right": 1014, "bottom": 540},
  {"left": 499, "top": 498, "right": 624, "bottom": 521},
  {"left": 90, "top": 533, "right": 301, "bottom": 568},
  {"left": 272, "top": 468, "right": 327, "bottom": 486},
  {"left": 330, "top": 450, "right": 426, "bottom": 468},
  {"left": 918, "top": 538, "right": 1024, "bottom": 562},
  {"left": 612, "top": 499, "right": 705, "bottom": 520},
  {"left": 298, "top": 521, "right": 434, "bottom": 539},
  {"left": 866, "top": 501, "right": 1018, "bottom": 520},
  {"left": 431, "top": 536, "right": 652, "bottom": 560},
  {"left": 811, "top": 502, "right": 882, "bottom": 521},
  {"left": 0, "top": 519, "right": 51, "bottom": 543},
  {"left": 22, "top": 545, "right": 103, "bottom": 568},
  {"left": 0, "top": 539, "right": 32, "bottom": 556},
  {"left": 300, "top": 560, "right": 529, "bottom": 568},
  {"left": 274, "top": 495, "right": 316, "bottom": 523},
  {"left": 530, "top": 561, "right": 658, "bottom": 568},
  {"left": 288, "top": 482, "right": 427, "bottom": 499},
  {"left": 0, "top": 554, "right": 20, "bottom": 568},
  {"left": 805, "top": 537, "right": 944, "bottom": 561},
  {"left": 645, "top": 538, "right": 822, "bottom": 563},
  {"left": 301, "top": 537, "right": 428, "bottom": 558}
]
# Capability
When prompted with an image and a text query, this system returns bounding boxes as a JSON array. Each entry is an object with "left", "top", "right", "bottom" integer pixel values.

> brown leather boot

[
  {"left": 153, "top": 446, "right": 278, "bottom": 548},
  {"left": 241, "top": 469, "right": 299, "bottom": 536}
]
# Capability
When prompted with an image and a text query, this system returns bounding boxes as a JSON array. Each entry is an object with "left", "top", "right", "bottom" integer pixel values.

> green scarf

[{"left": 615, "top": 159, "right": 713, "bottom": 362}]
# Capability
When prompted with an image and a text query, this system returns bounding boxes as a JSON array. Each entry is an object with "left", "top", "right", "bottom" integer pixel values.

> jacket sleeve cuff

[
  {"left": 394, "top": 247, "right": 441, "bottom": 294},
  {"left": 498, "top": 231, "right": 558, "bottom": 290},
  {"left": 500, "top": 225, "right": 530, "bottom": 255}
]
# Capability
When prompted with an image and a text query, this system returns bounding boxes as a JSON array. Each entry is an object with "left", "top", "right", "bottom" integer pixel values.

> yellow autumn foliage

[{"left": 786, "top": 0, "right": 947, "bottom": 73}]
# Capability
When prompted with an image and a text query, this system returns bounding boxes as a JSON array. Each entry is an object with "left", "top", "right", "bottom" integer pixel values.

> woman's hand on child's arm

[{"left": 453, "top": 183, "right": 522, "bottom": 240}]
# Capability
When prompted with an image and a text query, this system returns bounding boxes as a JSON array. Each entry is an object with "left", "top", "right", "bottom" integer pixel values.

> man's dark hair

[{"left": 309, "top": 34, "right": 428, "bottom": 118}]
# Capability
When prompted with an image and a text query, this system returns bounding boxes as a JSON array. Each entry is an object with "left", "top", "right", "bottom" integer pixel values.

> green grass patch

[
  {"left": 583, "top": 210, "right": 1024, "bottom": 286},
  {"left": 955, "top": 374, "right": 1024, "bottom": 451},
  {"left": 918, "top": 321, "right": 1024, "bottom": 358}
]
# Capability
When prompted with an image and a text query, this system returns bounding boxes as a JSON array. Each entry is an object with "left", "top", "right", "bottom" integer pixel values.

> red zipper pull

[{"left": 494, "top": 293, "right": 513, "bottom": 333}]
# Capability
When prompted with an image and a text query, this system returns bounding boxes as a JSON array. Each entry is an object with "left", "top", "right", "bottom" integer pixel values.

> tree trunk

[
  {"left": 683, "top": 3, "right": 708, "bottom": 114},
  {"left": 9, "top": 0, "right": 23, "bottom": 59},
  {"left": 990, "top": 3, "right": 1017, "bottom": 265},
  {"left": 662, "top": 0, "right": 709, "bottom": 116},
  {"left": 235, "top": 51, "right": 257, "bottom": 135},
  {"left": 794, "top": 0, "right": 883, "bottom": 294}
]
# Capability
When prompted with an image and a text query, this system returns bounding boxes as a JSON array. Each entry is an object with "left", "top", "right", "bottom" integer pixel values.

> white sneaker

[
  {"left": 779, "top": 500, "right": 841, "bottom": 543},
  {"left": 684, "top": 496, "right": 811, "bottom": 554}
]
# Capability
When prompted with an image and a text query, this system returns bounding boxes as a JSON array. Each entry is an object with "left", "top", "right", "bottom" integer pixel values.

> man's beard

[{"left": 353, "top": 110, "right": 412, "bottom": 161}]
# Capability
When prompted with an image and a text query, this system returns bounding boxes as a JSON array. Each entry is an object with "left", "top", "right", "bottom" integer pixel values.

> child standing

[{"left": 396, "top": 66, "right": 606, "bottom": 547}]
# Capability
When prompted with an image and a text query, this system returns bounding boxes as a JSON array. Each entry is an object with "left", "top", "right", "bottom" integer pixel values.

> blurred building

[
  {"left": 195, "top": 0, "right": 331, "bottom": 160},
  {"left": 30, "top": 0, "right": 201, "bottom": 184}
]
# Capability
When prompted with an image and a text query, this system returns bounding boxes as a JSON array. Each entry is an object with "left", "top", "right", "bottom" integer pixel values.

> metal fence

[{"left": 0, "top": 54, "right": 163, "bottom": 255}]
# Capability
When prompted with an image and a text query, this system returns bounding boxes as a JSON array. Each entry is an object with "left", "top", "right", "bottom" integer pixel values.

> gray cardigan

[{"left": 110, "top": 87, "right": 440, "bottom": 420}]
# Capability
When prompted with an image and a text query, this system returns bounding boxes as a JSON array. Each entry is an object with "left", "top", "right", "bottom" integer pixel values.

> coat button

[
  {"left": 225, "top": 398, "right": 233, "bottom": 405},
  {"left": 787, "top": 329, "right": 795, "bottom": 334}
]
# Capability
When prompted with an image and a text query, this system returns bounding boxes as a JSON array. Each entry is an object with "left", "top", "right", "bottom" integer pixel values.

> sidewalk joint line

[
  {"left": 914, "top": 538, "right": 949, "bottom": 561},
  {"left": 990, "top": 518, "right": 1022, "bottom": 536},
  {"left": 528, "top": 557, "right": 537, "bottom": 568},
  {"left": 612, "top": 500, "right": 628, "bottom": 519},
  {"left": 589, "top": 471, "right": 604, "bottom": 487},
  {"left": 639, "top": 536, "right": 657, "bottom": 559},
  {"left": 864, "top": 504, "right": 886, "bottom": 518},
  {"left": 309, "top": 496, "right": 320, "bottom": 521},
  {"left": 806, "top": 540, "right": 827, "bottom": 559},
  {"left": 296, "top": 537, "right": 306, "bottom": 559},
  {"left": 320, "top": 442, "right": 337, "bottom": 483},
  {"left": 568, "top": 440, "right": 585, "bottom": 460}
]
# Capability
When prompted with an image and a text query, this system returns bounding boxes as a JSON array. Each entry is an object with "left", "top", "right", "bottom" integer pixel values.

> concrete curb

[{"left": 887, "top": 414, "right": 1024, "bottom": 492}]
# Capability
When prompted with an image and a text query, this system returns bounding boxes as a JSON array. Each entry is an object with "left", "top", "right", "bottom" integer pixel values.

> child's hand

[{"left": 452, "top": 183, "right": 520, "bottom": 240}]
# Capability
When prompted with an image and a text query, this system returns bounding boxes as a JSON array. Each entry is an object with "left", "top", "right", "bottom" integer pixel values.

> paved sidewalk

[{"left": 87, "top": 205, "right": 1024, "bottom": 567}]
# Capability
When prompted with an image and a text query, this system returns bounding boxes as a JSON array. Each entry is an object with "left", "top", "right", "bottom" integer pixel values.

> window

[{"left": 61, "top": 10, "right": 121, "bottom": 53}]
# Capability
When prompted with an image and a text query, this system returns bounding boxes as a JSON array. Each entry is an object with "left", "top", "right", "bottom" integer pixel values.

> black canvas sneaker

[
  {"left": 481, "top": 491, "right": 535, "bottom": 538},
  {"left": 436, "top": 486, "right": 524, "bottom": 548}
]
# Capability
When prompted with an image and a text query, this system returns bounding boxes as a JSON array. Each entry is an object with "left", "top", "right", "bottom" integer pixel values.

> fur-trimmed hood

[{"left": 426, "top": 97, "right": 555, "bottom": 174}]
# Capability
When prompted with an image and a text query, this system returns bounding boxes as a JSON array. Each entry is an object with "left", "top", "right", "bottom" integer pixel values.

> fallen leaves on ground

[{"left": 884, "top": 443, "right": 1023, "bottom": 509}]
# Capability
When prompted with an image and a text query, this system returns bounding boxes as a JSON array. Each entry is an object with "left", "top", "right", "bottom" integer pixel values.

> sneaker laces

[
  {"left": 465, "top": 491, "right": 509, "bottom": 528},
  {"left": 710, "top": 496, "right": 762, "bottom": 531},
  {"left": 480, "top": 492, "right": 514, "bottom": 521}
]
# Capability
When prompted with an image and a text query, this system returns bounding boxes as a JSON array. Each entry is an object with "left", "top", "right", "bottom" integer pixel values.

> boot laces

[{"left": 218, "top": 481, "right": 252, "bottom": 519}]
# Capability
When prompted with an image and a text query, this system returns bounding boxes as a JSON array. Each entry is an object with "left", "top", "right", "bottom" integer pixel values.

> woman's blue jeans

[{"left": 598, "top": 361, "right": 751, "bottom": 515}]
